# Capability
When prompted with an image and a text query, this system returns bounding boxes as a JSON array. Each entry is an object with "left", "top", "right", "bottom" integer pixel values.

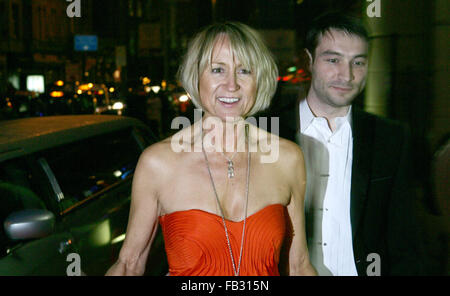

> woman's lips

[{"left": 217, "top": 97, "right": 240, "bottom": 107}]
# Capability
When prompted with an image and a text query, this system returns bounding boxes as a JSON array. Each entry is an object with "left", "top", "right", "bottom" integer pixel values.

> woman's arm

[
  {"left": 105, "top": 146, "right": 164, "bottom": 276},
  {"left": 284, "top": 143, "right": 317, "bottom": 276}
]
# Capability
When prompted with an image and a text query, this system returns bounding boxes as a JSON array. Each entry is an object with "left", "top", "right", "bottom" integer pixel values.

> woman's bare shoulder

[
  {"left": 279, "top": 137, "right": 304, "bottom": 160},
  {"left": 140, "top": 126, "right": 198, "bottom": 170},
  {"left": 255, "top": 127, "right": 303, "bottom": 162},
  {"left": 266, "top": 133, "right": 304, "bottom": 178},
  {"left": 138, "top": 136, "right": 179, "bottom": 171}
]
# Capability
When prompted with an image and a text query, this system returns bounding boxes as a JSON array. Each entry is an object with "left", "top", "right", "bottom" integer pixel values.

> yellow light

[
  {"left": 55, "top": 80, "right": 64, "bottom": 86},
  {"left": 113, "top": 70, "right": 120, "bottom": 80},
  {"left": 111, "top": 234, "right": 126, "bottom": 245},
  {"left": 50, "top": 91, "right": 64, "bottom": 98},
  {"left": 109, "top": 87, "right": 115, "bottom": 93},
  {"left": 142, "top": 77, "right": 151, "bottom": 85},
  {"left": 98, "top": 89, "right": 104, "bottom": 95},
  {"left": 90, "top": 220, "right": 111, "bottom": 246},
  {"left": 88, "top": 83, "right": 93, "bottom": 88},
  {"left": 79, "top": 84, "right": 90, "bottom": 91},
  {"left": 77, "top": 89, "right": 82, "bottom": 95},
  {"left": 161, "top": 80, "right": 167, "bottom": 90}
]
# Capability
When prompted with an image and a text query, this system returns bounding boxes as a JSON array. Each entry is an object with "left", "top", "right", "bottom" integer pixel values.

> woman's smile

[{"left": 198, "top": 35, "right": 256, "bottom": 121}]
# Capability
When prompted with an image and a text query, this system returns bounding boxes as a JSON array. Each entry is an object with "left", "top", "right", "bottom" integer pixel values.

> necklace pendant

[{"left": 227, "top": 160, "right": 235, "bottom": 178}]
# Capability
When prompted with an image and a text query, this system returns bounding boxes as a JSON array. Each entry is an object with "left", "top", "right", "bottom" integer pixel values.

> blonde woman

[{"left": 106, "top": 22, "right": 316, "bottom": 276}]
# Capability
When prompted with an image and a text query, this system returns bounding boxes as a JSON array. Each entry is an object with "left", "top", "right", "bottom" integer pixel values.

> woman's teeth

[{"left": 218, "top": 97, "right": 239, "bottom": 103}]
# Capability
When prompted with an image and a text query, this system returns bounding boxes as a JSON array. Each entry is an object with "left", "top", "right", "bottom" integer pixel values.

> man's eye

[
  {"left": 353, "top": 60, "right": 366, "bottom": 66},
  {"left": 326, "top": 58, "right": 339, "bottom": 63}
]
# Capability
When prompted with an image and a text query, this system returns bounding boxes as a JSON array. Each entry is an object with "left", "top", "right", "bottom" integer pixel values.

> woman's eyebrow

[{"left": 211, "top": 61, "right": 245, "bottom": 67}]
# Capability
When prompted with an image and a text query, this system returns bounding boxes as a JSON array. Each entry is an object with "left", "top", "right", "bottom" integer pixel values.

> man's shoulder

[{"left": 352, "top": 107, "right": 408, "bottom": 135}]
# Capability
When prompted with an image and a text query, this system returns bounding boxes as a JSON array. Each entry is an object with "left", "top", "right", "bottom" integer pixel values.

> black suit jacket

[{"left": 265, "top": 99, "right": 424, "bottom": 275}]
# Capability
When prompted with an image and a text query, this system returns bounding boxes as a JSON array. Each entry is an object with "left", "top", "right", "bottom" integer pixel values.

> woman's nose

[{"left": 225, "top": 72, "right": 240, "bottom": 92}]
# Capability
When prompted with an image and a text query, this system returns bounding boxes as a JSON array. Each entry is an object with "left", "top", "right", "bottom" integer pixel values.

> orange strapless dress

[{"left": 158, "top": 203, "right": 288, "bottom": 276}]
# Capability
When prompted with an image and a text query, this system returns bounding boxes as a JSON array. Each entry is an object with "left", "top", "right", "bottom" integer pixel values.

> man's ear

[{"left": 305, "top": 49, "right": 313, "bottom": 72}]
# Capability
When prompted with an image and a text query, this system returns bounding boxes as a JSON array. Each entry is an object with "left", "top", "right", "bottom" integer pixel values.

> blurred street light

[
  {"left": 142, "top": 77, "right": 151, "bottom": 85},
  {"left": 179, "top": 94, "right": 189, "bottom": 102},
  {"left": 151, "top": 86, "right": 161, "bottom": 94},
  {"left": 112, "top": 102, "right": 124, "bottom": 110}
]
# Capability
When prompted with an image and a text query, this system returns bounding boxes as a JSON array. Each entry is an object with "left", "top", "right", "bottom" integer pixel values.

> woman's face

[{"left": 198, "top": 35, "right": 257, "bottom": 122}]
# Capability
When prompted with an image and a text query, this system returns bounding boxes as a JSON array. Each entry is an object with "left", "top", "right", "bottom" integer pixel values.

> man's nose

[{"left": 338, "top": 63, "right": 355, "bottom": 82}]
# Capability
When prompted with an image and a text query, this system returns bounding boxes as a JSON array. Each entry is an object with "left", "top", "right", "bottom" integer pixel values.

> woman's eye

[
  {"left": 238, "top": 68, "right": 252, "bottom": 74},
  {"left": 326, "top": 58, "right": 339, "bottom": 63},
  {"left": 211, "top": 68, "right": 224, "bottom": 73}
]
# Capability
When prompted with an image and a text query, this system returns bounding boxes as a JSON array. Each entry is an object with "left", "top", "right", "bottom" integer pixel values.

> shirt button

[{"left": 323, "top": 243, "right": 327, "bottom": 246}]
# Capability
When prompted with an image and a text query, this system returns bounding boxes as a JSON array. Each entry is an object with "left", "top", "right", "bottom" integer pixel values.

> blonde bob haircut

[{"left": 177, "top": 22, "right": 278, "bottom": 117}]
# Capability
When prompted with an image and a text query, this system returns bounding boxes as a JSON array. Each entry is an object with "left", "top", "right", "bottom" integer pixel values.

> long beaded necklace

[{"left": 201, "top": 124, "right": 250, "bottom": 276}]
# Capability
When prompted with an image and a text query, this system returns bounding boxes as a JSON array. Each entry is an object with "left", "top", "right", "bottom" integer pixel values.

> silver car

[{"left": 0, "top": 115, "right": 167, "bottom": 275}]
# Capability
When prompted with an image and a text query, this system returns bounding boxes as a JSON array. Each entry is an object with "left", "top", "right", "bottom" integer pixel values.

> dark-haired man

[{"left": 277, "top": 13, "right": 424, "bottom": 275}]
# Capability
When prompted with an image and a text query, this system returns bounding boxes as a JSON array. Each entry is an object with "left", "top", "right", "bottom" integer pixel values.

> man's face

[{"left": 307, "top": 29, "right": 368, "bottom": 110}]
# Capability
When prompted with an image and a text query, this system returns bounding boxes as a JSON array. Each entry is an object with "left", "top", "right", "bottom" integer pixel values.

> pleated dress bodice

[{"left": 159, "top": 203, "right": 288, "bottom": 276}]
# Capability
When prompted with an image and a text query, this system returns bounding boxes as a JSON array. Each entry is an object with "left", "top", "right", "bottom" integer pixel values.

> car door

[
  {"left": 0, "top": 157, "right": 77, "bottom": 275},
  {"left": 40, "top": 125, "right": 166, "bottom": 275}
]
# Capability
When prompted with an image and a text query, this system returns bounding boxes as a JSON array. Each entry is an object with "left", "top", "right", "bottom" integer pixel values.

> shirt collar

[
  {"left": 299, "top": 98, "right": 353, "bottom": 133},
  {"left": 299, "top": 98, "right": 315, "bottom": 133}
]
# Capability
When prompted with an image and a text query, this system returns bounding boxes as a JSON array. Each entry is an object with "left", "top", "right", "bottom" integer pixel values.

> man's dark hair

[{"left": 305, "top": 12, "right": 369, "bottom": 58}]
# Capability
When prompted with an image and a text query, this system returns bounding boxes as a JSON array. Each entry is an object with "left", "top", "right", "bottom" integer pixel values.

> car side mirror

[{"left": 4, "top": 209, "right": 55, "bottom": 240}]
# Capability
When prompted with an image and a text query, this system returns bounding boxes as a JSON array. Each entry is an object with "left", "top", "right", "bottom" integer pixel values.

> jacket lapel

[{"left": 350, "top": 108, "right": 373, "bottom": 238}]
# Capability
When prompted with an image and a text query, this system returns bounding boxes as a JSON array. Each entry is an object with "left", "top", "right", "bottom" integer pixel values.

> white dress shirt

[{"left": 298, "top": 99, "right": 358, "bottom": 276}]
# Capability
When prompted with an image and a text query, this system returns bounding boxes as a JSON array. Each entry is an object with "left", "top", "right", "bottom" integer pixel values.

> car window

[
  {"left": 41, "top": 127, "right": 143, "bottom": 213},
  {"left": 0, "top": 158, "right": 47, "bottom": 257},
  {"left": 134, "top": 126, "right": 158, "bottom": 150}
]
